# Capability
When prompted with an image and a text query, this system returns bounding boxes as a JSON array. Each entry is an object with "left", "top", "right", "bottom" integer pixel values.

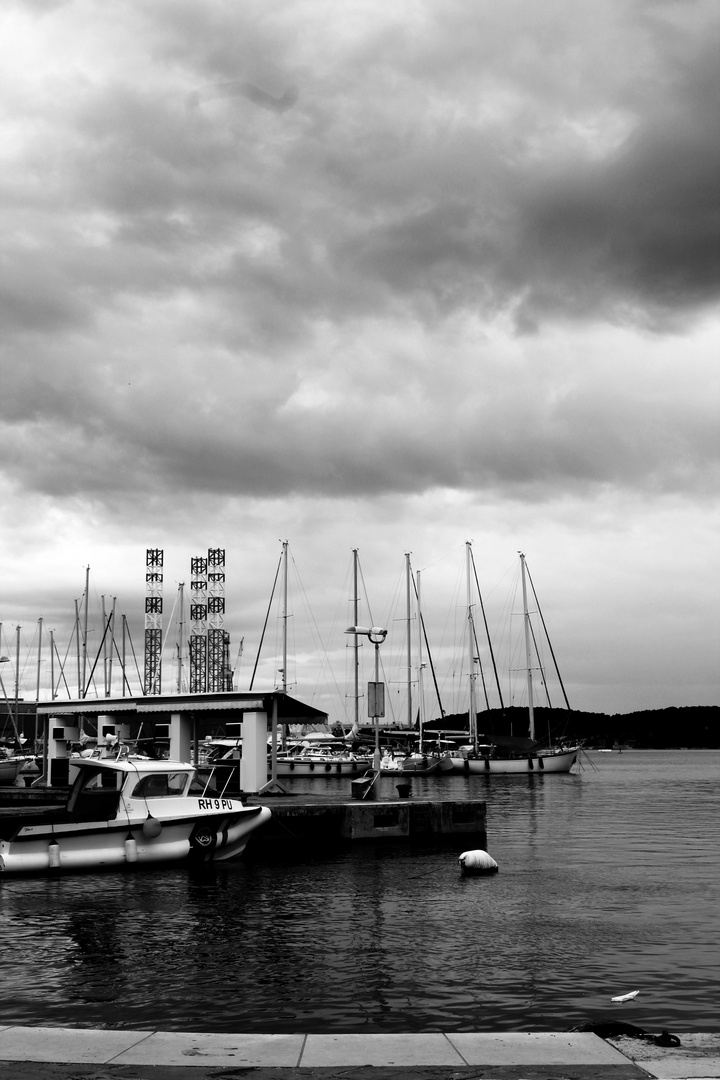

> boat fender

[
  {"left": 289, "top": 762, "right": 295, "bottom": 771},
  {"left": 528, "top": 755, "right": 534, "bottom": 771},
  {"left": 325, "top": 763, "right": 331, "bottom": 772},
  {"left": 484, "top": 758, "right": 490, "bottom": 771},
  {"left": 309, "top": 762, "right": 315, "bottom": 771},
  {"left": 336, "top": 764, "right": 342, "bottom": 773},
  {"left": 142, "top": 815, "right": 163, "bottom": 839},
  {"left": 458, "top": 849, "right": 498, "bottom": 875},
  {"left": 48, "top": 840, "right": 61, "bottom": 869},
  {"left": 538, "top": 756, "right": 544, "bottom": 770},
  {"left": 124, "top": 835, "right": 138, "bottom": 863}
]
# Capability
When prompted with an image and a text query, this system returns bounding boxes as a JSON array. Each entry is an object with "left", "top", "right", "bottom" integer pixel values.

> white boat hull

[
  {"left": 0, "top": 803, "right": 271, "bottom": 874},
  {"left": 273, "top": 757, "right": 371, "bottom": 777},
  {"left": 0, "top": 758, "right": 25, "bottom": 786},
  {"left": 448, "top": 747, "right": 578, "bottom": 774},
  {"left": 0, "top": 757, "right": 271, "bottom": 875}
]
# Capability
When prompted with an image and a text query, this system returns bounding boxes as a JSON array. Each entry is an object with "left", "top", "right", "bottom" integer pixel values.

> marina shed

[{"left": 35, "top": 691, "right": 328, "bottom": 792}]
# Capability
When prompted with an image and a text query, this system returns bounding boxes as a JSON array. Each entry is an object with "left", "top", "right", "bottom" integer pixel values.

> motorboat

[{"left": 0, "top": 754, "right": 271, "bottom": 874}]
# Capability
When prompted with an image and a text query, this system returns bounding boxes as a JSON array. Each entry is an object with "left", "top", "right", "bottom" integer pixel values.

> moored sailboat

[{"left": 447, "top": 550, "right": 579, "bottom": 775}]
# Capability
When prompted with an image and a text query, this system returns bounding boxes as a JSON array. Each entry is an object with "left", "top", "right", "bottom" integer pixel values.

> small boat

[
  {"left": 0, "top": 755, "right": 271, "bottom": 875},
  {"left": 0, "top": 755, "right": 25, "bottom": 786},
  {"left": 274, "top": 743, "right": 372, "bottom": 777}
]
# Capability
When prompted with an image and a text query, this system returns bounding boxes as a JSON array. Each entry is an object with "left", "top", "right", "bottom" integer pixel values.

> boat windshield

[{"left": 129, "top": 772, "right": 190, "bottom": 798}]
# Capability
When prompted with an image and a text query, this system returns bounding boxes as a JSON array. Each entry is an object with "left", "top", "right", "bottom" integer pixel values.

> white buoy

[{"left": 458, "top": 849, "right": 498, "bottom": 875}]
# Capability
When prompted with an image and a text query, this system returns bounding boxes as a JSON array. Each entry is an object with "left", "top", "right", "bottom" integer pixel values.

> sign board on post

[{"left": 367, "top": 681, "right": 385, "bottom": 717}]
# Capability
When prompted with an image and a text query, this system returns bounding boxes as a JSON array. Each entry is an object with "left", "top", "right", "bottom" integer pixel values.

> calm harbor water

[{"left": 1, "top": 749, "right": 718, "bottom": 1034}]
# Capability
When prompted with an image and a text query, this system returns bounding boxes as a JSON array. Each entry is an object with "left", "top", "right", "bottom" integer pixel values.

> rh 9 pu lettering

[{"left": 198, "top": 798, "right": 234, "bottom": 810}]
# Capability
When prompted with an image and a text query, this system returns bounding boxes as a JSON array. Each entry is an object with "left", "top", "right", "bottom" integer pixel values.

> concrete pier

[{"left": 245, "top": 794, "right": 487, "bottom": 848}]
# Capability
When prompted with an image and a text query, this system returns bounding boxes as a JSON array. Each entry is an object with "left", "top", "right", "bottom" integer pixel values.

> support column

[
  {"left": 240, "top": 711, "right": 268, "bottom": 793},
  {"left": 168, "top": 712, "right": 192, "bottom": 762}
]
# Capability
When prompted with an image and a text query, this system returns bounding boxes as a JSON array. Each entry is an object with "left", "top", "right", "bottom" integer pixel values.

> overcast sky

[{"left": 1, "top": 0, "right": 718, "bottom": 722}]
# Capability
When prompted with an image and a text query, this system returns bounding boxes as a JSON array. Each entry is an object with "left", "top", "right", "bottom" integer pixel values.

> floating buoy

[
  {"left": 458, "top": 849, "right": 498, "bottom": 875},
  {"left": 142, "top": 815, "right": 162, "bottom": 839},
  {"left": 611, "top": 990, "right": 639, "bottom": 1003}
]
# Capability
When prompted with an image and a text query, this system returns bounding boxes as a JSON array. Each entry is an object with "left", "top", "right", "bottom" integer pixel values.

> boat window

[
  {"left": 82, "top": 770, "right": 122, "bottom": 791},
  {"left": 130, "top": 772, "right": 189, "bottom": 798}
]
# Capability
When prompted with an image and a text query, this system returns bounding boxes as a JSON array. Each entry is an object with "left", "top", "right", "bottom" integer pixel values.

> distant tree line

[{"left": 423, "top": 705, "right": 720, "bottom": 749}]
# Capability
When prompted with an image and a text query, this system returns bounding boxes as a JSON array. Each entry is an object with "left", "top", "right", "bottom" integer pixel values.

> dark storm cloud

[{"left": 0, "top": 0, "right": 718, "bottom": 513}]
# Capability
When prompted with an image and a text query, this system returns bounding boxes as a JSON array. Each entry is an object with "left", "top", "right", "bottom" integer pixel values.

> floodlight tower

[
  {"left": 207, "top": 548, "right": 226, "bottom": 692},
  {"left": 189, "top": 555, "right": 208, "bottom": 693},
  {"left": 144, "top": 549, "right": 163, "bottom": 695}
]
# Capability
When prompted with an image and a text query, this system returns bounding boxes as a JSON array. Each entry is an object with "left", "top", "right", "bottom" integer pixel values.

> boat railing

[{"left": 199, "top": 764, "right": 239, "bottom": 799}]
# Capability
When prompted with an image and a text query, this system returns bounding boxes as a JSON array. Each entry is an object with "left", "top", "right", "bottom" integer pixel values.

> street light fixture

[{"left": 345, "top": 626, "right": 387, "bottom": 770}]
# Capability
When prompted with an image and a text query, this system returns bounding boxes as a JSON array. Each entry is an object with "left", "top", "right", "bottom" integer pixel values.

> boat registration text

[{"left": 198, "top": 798, "right": 236, "bottom": 811}]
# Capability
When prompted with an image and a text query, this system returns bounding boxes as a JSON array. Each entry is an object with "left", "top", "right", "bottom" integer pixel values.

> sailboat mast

[
  {"left": 466, "top": 541, "right": 477, "bottom": 751},
  {"left": 405, "top": 552, "right": 412, "bottom": 730},
  {"left": 417, "top": 569, "right": 424, "bottom": 753},
  {"left": 177, "top": 582, "right": 185, "bottom": 694},
  {"left": 35, "top": 618, "right": 43, "bottom": 703},
  {"left": 81, "top": 566, "right": 89, "bottom": 699},
  {"left": 520, "top": 552, "right": 535, "bottom": 741},
  {"left": 353, "top": 548, "right": 360, "bottom": 731},
  {"left": 281, "top": 539, "right": 288, "bottom": 694},
  {"left": 50, "top": 629, "right": 55, "bottom": 702},
  {"left": 14, "top": 625, "right": 21, "bottom": 729}
]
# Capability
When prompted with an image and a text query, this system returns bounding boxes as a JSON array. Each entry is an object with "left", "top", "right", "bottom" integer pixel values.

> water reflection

[{"left": 1, "top": 752, "right": 719, "bottom": 1033}]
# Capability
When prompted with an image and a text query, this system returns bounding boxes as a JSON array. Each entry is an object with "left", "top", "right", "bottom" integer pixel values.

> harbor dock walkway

[{"left": 2, "top": 1027, "right": 719, "bottom": 1079}]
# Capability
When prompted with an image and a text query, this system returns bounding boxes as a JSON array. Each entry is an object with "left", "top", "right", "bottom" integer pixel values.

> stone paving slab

[
  {"left": 300, "top": 1033, "right": 464, "bottom": 1066},
  {"left": 1, "top": 1025, "right": 717, "bottom": 1078},
  {"left": 115, "top": 1031, "right": 307, "bottom": 1068},
  {"left": 0, "top": 1025, "right": 153, "bottom": 1063},
  {"left": 447, "top": 1032, "right": 633, "bottom": 1065}
]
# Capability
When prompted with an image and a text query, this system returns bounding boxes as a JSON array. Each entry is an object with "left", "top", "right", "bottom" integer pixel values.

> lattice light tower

[
  {"left": 144, "top": 549, "right": 163, "bottom": 695},
  {"left": 207, "top": 548, "right": 227, "bottom": 692},
  {"left": 189, "top": 555, "right": 208, "bottom": 693}
]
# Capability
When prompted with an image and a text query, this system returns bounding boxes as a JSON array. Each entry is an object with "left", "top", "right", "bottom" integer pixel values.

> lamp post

[
  {"left": 345, "top": 625, "right": 387, "bottom": 771},
  {"left": 0, "top": 656, "right": 21, "bottom": 745}
]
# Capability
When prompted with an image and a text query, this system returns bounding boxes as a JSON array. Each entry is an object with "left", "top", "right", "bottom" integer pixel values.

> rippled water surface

[{"left": 1, "top": 750, "right": 718, "bottom": 1033}]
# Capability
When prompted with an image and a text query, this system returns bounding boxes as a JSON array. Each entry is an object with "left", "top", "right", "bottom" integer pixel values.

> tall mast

[
  {"left": 15, "top": 625, "right": 21, "bottom": 724},
  {"left": 35, "top": 618, "right": 42, "bottom": 747},
  {"left": 121, "top": 615, "right": 128, "bottom": 697},
  {"left": 405, "top": 552, "right": 412, "bottom": 729},
  {"left": 520, "top": 552, "right": 535, "bottom": 741},
  {"left": 81, "top": 565, "right": 90, "bottom": 698},
  {"left": 35, "top": 618, "right": 43, "bottom": 703},
  {"left": 353, "top": 548, "right": 360, "bottom": 731},
  {"left": 281, "top": 539, "right": 288, "bottom": 694},
  {"left": 417, "top": 569, "right": 424, "bottom": 752},
  {"left": 50, "top": 628, "right": 55, "bottom": 701},
  {"left": 108, "top": 597, "right": 116, "bottom": 696},
  {"left": 177, "top": 582, "right": 185, "bottom": 693},
  {"left": 101, "top": 595, "right": 107, "bottom": 695},
  {"left": 466, "top": 541, "right": 477, "bottom": 751}
]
